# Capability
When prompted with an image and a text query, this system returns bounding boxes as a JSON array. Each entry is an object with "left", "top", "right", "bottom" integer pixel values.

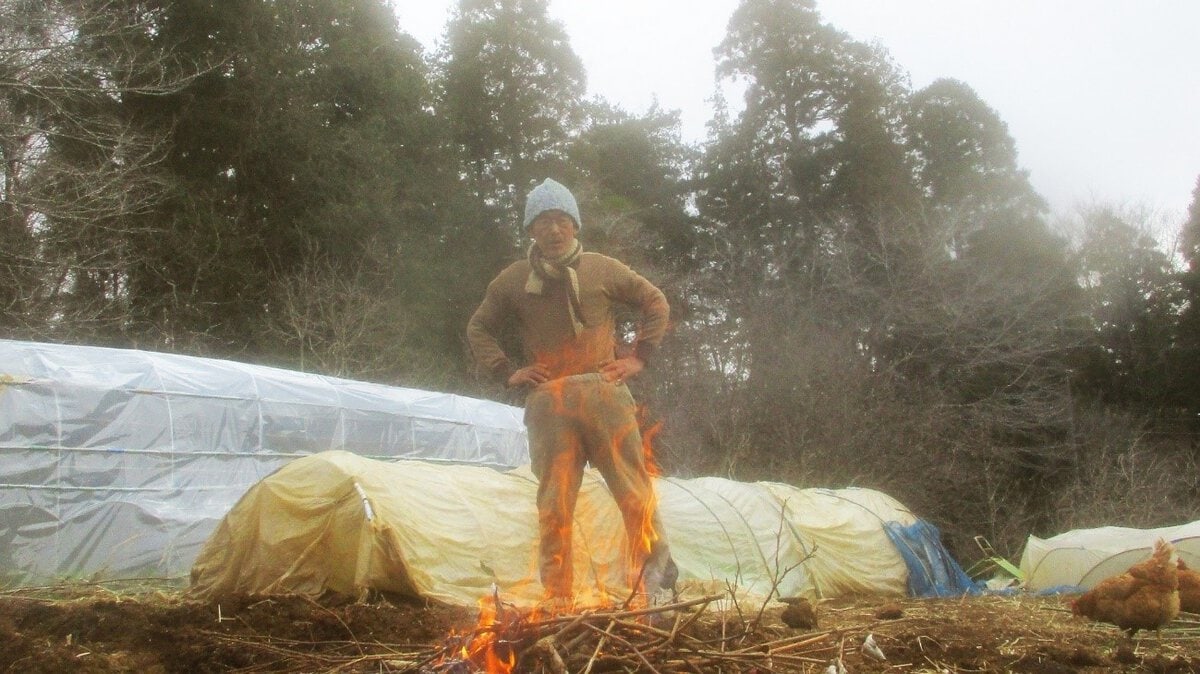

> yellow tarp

[{"left": 190, "top": 451, "right": 916, "bottom": 606}]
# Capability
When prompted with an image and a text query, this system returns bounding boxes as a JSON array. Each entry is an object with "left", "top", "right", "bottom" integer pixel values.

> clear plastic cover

[{"left": 0, "top": 339, "right": 528, "bottom": 585}]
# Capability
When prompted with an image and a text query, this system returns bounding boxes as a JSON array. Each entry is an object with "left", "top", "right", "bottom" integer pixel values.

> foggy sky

[{"left": 397, "top": 0, "right": 1200, "bottom": 225}]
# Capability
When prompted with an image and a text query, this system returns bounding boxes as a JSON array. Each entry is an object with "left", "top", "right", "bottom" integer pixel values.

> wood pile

[{"left": 425, "top": 593, "right": 844, "bottom": 673}]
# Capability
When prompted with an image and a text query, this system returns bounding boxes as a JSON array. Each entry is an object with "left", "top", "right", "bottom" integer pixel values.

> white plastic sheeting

[
  {"left": 1020, "top": 521, "right": 1200, "bottom": 591},
  {"left": 0, "top": 339, "right": 528, "bottom": 585},
  {"left": 663, "top": 477, "right": 918, "bottom": 601},
  {"left": 190, "top": 451, "right": 919, "bottom": 606}
]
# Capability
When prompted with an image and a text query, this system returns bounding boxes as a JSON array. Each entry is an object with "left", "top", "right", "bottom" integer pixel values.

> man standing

[{"left": 467, "top": 178, "right": 677, "bottom": 608}]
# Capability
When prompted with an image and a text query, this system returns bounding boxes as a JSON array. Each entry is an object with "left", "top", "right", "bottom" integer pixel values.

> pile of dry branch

[{"left": 424, "top": 593, "right": 848, "bottom": 674}]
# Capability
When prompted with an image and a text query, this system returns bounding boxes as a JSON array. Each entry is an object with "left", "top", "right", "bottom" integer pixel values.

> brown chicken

[
  {"left": 1070, "top": 538, "right": 1179, "bottom": 637},
  {"left": 1177, "top": 558, "right": 1200, "bottom": 614}
]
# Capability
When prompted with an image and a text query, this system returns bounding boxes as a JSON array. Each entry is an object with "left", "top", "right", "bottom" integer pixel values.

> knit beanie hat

[{"left": 523, "top": 178, "right": 581, "bottom": 230}]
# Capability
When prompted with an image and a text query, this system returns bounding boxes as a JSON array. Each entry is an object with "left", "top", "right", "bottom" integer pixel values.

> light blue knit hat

[{"left": 523, "top": 178, "right": 581, "bottom": 230}]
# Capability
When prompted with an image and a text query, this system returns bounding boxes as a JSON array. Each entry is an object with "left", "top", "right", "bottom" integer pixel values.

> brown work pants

[{"left": 525, "top": 373, "right": 672, "bottom": 599}]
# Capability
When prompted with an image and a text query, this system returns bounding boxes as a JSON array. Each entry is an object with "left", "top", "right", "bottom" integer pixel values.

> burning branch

[
  {"left": 422, "top": 591, "right": 848, "bottom": 673},
  {"left": 179, "top": 586, "right": 903, "bottom": 673}
]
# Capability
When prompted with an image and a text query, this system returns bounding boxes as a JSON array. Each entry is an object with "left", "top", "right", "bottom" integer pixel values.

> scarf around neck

[{"left": 526, "top": 239, "right": 586, "bottom": 335}]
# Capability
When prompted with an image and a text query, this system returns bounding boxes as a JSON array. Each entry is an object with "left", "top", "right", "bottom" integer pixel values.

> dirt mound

[{"left": 2, "top": 586, "right": 1198, "bottom": 672}]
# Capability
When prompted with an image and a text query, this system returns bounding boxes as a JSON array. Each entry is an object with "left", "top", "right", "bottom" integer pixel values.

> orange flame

[
  {"left": 460, "top": 592, "right": 516, "bottom": 673},
  {"left": 435, "top": 341, "right": 674, "bottom": 668},
  {"left": 532, "top": 342, "right": 671, "bottom": 604},
  {"left": 536, "top": 342, "right": 674, "bottom": 600},
  {"left": 629, "top": 405, "right": 664, "bottom": 596},
  {"left": 638, "top": 406, "right": 663, "bottom": 478}
]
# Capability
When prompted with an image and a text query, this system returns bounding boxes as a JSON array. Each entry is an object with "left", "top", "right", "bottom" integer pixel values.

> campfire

[
  {"left": 425, "top": 478, "right": 824, "bottom": 673},
  {"left": 425, "top": 584, "right": 843, "bottom": 673}
]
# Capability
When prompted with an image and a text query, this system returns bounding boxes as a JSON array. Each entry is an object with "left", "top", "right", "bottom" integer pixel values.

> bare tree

[
  {"left": 651, "top": 205, "right": 1091, "bottom": 557},
  {"left": 262, "top": 241, "right": 400, "bottom": 379},
  {"left": 257, "top": 238, "right": 468, "bottom": 391},
  {"left": 0, "top": 0, "right": 212, "bottom": 339}
]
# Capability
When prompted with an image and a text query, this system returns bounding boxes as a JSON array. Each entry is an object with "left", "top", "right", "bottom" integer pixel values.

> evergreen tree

[
  {"left": 1072, "top": 205, "right": 1183, "bottom": 409},
  {"left": 1174, "top": 177, "right": 1200, "bottom": 416},
  {"left": 436, "top": 0, "right": 585, "bottom": 242},
  {"left": 568, "top": 102, "right": 698, "bottom": 271},
  {"left": 689, "top": 0, "right": 1082, "bottom": 507},
  {"left": 116, "top": 0, "right": 449, "bottom": 361},
  {"left": 907, "top": 78, "right": 1045, "bottom": 253},
  {"left": 704, "top": 0, "right": 851, "bottom": 267},
  {"left": 0, "top": 1, "right": 202, "bottom": 341}
]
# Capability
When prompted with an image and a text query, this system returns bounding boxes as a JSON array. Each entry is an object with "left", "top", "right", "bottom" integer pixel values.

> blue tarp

[{"left": 883, "top": 520, "right": 985, "bottom": 597}]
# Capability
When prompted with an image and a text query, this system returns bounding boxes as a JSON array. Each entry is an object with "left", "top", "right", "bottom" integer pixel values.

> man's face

[{"left": 529, "top": 210, "right": 578, "bottom": 259}]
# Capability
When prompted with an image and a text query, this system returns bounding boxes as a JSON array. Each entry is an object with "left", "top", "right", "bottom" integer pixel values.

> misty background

[
  {"left": 3, "top": 0, "right": 1199, "bottom": 564},
  {"left": 402, "top": 0, "right": 1200, "bottom": 222}
]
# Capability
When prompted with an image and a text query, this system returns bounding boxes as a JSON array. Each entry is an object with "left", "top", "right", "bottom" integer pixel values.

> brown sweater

[{"left": 467, "top": 252, "right": 669, "bottom": 383}]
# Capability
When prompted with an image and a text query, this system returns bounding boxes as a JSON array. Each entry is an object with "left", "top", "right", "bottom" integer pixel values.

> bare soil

[{"left": 1, "top": 584, "right": 1199, "bottom": 673}]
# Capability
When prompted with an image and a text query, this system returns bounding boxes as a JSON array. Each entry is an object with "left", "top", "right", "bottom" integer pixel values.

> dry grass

[{"left": 4, "top": 582, "right": 1200, "bottom": 672}]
